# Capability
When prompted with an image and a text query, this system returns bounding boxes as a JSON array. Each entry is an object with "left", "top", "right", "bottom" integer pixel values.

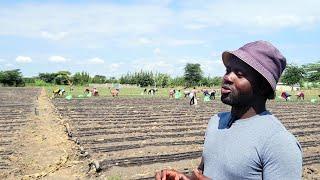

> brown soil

[{"left": 5, "top": 88, "right": 87, "bottom": 179}]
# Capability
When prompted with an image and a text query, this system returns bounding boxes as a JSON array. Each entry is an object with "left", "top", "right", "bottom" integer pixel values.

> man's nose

[{"left": 223, "top": 72, "right": 234, "bottom": 84}]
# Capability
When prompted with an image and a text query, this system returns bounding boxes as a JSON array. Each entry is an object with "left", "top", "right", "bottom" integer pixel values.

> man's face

[{"left": 221, "top": 58, "right": 259, "bottom": 106}]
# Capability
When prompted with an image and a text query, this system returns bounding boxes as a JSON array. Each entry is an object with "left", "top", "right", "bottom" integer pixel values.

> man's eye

[{"left": 236, "top": 72, "right": 244, "bottom": 77}]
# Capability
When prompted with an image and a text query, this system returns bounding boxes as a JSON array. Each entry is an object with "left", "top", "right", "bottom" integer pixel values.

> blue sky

[{"left": 0, "top": 0, "right": 319, "bottom": 77}]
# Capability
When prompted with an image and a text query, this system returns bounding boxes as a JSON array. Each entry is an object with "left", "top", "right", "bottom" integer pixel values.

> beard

[{"left": 221, "top": 90, "right": 255, "bottom": 106}]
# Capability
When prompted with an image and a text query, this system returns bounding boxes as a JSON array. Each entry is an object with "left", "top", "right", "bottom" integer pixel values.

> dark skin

[{"left": 156, "top": 57, "right": 271, "bottom": 180}]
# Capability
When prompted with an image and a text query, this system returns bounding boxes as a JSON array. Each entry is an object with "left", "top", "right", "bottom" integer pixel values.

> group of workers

[
  {"left": 143, "top": 88, "right": 158, "bottom": 95},
  {"left": 168, "top": 87, "right": 217, "bottom": 106},
  {"left": 84, "top": 87, "right": 99, "bottom": 96},
  {"left": 54, "top": 85, "right": 315, "bottom": 103},
  {"left": 280, "top": 91, "right": 305, "bottom": 101},
  {"left": 53, "top": 87, "right": 120, "bottom": 98}
]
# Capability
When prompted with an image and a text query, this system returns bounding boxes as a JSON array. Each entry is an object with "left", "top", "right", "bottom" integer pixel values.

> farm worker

[
  {"left": 110, "top": 89, "right": 119, "bottom": 97},
  {"left": 59, "top": 87, "right": 65, "bottom": 96},
  {"left": 189, "top": 87, "right": 197, "bottom": 106},
  {"left": 92, "top": 87, "right": 99, "bottom": 96},
  {"left": 209, "top": 89, "right": 216, "bottom": 100},
  {"left": 175, "top": 90, "right": 182, "bottom": 99},
  {"left": 296, "top": 91, "right": 304, "bottom": 100},
  {"left": 156, "top": 41, "right": 302, "bottom": 179},
  {"left": 53, "top": 88, "right": 60, "bottom": 97},
  {"left": 148, "top": 88, "right": 157, "bottom": 95},
  {"left": 84, "top": 88, "right": 90, "bottom": 94},
  {"left": 169, "top": 89, "right": 176, "bottom": 98},
  {"left": 53, "top": 88, "right": 65, "bottom": 97},
  {"left": 281, "top": 91, "right": 291, "bottom": 101},
  {"left": 202, "top": 89, "right": 210, "bottom": 96}
]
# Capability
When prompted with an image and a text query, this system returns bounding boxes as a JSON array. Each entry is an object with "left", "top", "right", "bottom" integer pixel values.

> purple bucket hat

[{"left": 222, "top": 40, "right": 286, "bottom": 91}]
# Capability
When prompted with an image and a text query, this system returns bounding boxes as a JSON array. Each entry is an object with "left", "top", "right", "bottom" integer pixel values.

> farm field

[
  {"left": 0, "top": 87, "right": 319, "bottom": 179},
  {"left": 0, "top": 88, "right": 43, "bottom": 179},
  {"left": 0, "top": 88, "right": 40, "bottom": 172},
  {"left": 53, "top": 95, "right": 320, "bottom": 179}
]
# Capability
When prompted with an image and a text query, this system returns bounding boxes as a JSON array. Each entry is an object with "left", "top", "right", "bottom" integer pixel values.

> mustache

[{"left": 222, "top": 84, "right": 232, "bottom": 90}]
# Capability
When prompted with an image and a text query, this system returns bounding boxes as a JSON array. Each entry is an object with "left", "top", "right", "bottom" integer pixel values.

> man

[
  {"left": 169, "top": 89, "right": 176, "bottom": 98},
  {"left": 281, "top": 91, "right": 291, "bottom": 101},
  {"left": 156, "top": 41, "right": 302, "bottom": 179},
  {"left": 92, "top": 87, "right": 99, "bottom": 96},
  {"left": 209, "top": 89, "right": 216, "bottom": 100},
  {"left": 296, "top": 91, "right": 304, "bottom": 100}
]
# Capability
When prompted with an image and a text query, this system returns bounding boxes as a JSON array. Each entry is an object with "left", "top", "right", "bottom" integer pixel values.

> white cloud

[
  {"left": 110, "top": 63, "right": 120, "bottom": 69},
  {"left": 184, "top": 24, "right": 208, "bottom": 30},
  {"left": 41, "top": 31, "right": 68, "bottom": 40},
  {"left": 107, "top": 62, "right": 124, "bottom": 72},
  {"left": 131, "top": 58, "right": 222, "bottom": 77},
  {"left": 88, "top": 57, "right": 105, "bottom": 64},
  {"left": 169, "top": 39, "right": 205, "bottom": 46},
  {"left": 16, "top": 56, "right": 32, "bottom": 63},
  {"left": 0, "top": 1, "right": 318, "bottom": 51},
  {"left": 0, "top": 1, "right": 319, "bottom": 41},
  {"left": 138, "top": 37, "right": 152, "bottom": 45},
  {"left": 1, "top": 63, "right": 15, "bottom": 70},
  {"left": 0, "top": 4, "right": 172, "bottom": 39},
  {"left": 49, "top": 56, "right": 67, "bottom": 62},
  {"left": 153, "top": 48, "right": 161, "bottom": 55},
  {"left": 5, "top": 63, "right": 14, "bottom": 67}
]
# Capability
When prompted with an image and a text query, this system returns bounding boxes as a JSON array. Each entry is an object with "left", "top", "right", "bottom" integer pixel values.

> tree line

[{"left": 0, "top": 62, "right": 319, "bottom": 88}]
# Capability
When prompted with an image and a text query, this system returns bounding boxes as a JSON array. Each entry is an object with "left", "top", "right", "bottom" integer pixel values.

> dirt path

[{"left": 7, "top": 88, "right": 87, "bottom": 179}]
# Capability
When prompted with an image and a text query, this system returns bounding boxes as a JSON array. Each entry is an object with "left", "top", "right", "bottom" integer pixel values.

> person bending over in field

[
  {"left": 296, "top": 91, "right": 304, "bottom": 100},
  {"left": 148, "top": 88, "right": 157, "bottom": 95},
  {"left": 53, "top": 87, "right": 65, "bottom": 97},
  {"left": 156, "top": 41, "right": 302, "bottom": 180},
  {"left": 110, "top": 88, "right": 119, "bottom": 97},
  {"left": 92, "top": 87, "right": 99, "bottom": 96},
  {"left": 281, "top": 91, "right": 291, "bottom": 101},
  {"left": 84, "top": 88, "right": 90, "bottom": 94},
  {"left": 169, "top": 89, "right": 176, "bottom": 98},
  {"left": 209, "top": 89, "right": 216, "bottom": 100}
]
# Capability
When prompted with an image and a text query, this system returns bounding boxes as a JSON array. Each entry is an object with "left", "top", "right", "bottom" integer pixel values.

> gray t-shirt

[{"left": 202, "top": 111, "right": 302, "bottom": 180}]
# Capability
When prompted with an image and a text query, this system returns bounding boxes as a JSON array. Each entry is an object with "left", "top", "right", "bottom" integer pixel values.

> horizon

[{"left": 0, "top": 0, "right": 320, "bottom": 78}]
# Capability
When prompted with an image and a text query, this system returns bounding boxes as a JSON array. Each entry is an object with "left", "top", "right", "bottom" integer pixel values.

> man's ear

[{"left": 252, "top": 75, "right": 271, "bottom": 98}]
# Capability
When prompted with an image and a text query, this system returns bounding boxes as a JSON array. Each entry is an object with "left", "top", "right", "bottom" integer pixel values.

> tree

[
  {"left": 0, "top": 69, "right": 25, "bottom": 87},
  {"left": 212, "top": 76, "right": 223, "bottom": 86},
  {"left": 72, "top": 72, "right": 91, "bottom": 85},
  {"left": 137, "top": 71, "right": 154, "bottom": 87},
  {"left": 154, "top": 73, "right": 170, "bottom": 87},
  {"left": 302, "top": 61, "right": 320, "bottom": 82},
  {"left": 184, "top": 63, "right": 203, "bottom": 87},
  {"left": 39, "top": 73, "right": 57, "bottom": 83},
  {"left": 281, "top": 64, "right": 305, "bottom": 89},
  {"left": 54, "top": 71, "right": 71, "bottom": 85},
  {"left": 92, "top": 75, "right": 106, "bottom": 84},
  {"left": 168, "top": 76, "right": 185, "bottom": 87}
]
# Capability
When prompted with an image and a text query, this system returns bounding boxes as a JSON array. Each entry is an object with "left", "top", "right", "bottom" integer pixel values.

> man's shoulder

[
  {"left": 208, "top": 112, "right": 231, "bottom": 129},
  {"left": 210, "top": 112, "right": 230, "bottom": 121}
]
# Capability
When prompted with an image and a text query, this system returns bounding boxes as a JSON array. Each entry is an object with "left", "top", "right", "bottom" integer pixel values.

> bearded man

[{"left": 156, "top": 41, "right": 302, "bottom": 180}]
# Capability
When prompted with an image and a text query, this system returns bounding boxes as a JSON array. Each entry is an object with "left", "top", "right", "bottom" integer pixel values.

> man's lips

[{"left": 221, "top": 85, "right": 231, "bottom": 94}]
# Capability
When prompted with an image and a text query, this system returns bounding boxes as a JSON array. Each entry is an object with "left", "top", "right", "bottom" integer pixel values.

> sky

[{"left": 0, "top": 0, "right": 319, "bottom": 78}]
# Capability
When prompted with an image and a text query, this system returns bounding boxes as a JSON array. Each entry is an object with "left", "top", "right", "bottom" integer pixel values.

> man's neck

[{"left": 231, "top": 100, "right": 267, "bottom": 120}]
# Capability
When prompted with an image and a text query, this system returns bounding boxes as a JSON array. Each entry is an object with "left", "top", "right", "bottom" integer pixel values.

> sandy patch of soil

[{"left": 5, "top": 88, "right": 88, "bottom": 179}]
